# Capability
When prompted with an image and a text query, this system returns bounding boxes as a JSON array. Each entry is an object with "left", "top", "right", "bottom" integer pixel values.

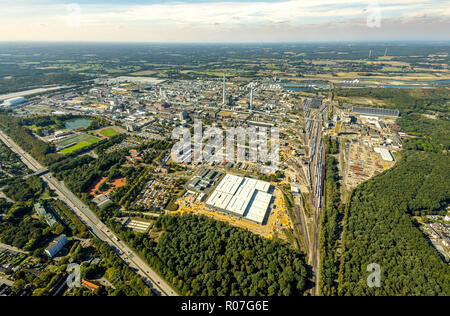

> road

[
  {"left": 0, "top": 242, "right": 28, "bottom": 254},
  {"left": 0, "top": 190, "right": 14, "bottom": 203},
  {"left": 0, "top": 129, "right": 177, "bottom": 296}
]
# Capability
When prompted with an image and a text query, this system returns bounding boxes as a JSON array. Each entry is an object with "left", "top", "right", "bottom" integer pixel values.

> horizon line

[{"left": 1, "top": 40, "right": 450, "bottom": 44}]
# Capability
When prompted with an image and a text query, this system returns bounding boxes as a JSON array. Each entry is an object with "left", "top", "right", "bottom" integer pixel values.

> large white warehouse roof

[
  {"left": 205, "top": 174, "right": 273, "bottom": 224},
  {"left": 374, "top": 147, "right": 394, "bottom": 162}
]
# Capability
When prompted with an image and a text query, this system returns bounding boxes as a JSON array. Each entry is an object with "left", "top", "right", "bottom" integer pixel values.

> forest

[
  {"left": 319, "top": 152, "right": 343, "bottom": 296},
  {"left": 110, "top": 214, "right": 310, "bottom": 296},
  {"left": 47, "top": 199, "right": 89, "bottom": 238},
  {"left": 338, "top": 151, "right": 450, "bottom": 295},
  {"left": 0, "top": 72, "right": 87, "bottom": 94},
  {"left": 49, "top": 152, "right": 125, "bottom": 195},
  {"left": 336, "top": 87, "right": 450, "bottom": 113},
  {"left": 0, "top": 173, "right": 56, "bottom": 252},
  {"left": 398, "top": 113, "right": 450, "bottom": 151},
  {"left": 3, "top": 176, "right": 44, "bottom": 202},
  {"left": 0, "top": 113, "right": 62, "bottom": 165}
]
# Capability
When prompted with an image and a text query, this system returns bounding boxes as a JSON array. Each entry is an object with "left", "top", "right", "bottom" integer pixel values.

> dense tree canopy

[
  {"left": 3, "top": 176, "right": 44, "bottom": 202},
  {"left": 112, "top": 214, "right": 309, "bottom": 296},
  {"left": 0, "top": 113, "right": 62, "bottom": 165},
  {"left": 338, "top": 151, "right": 450, "bottom": 296},
  {"left": 319, "top": 153, "right": 343, "bottom": 296}
]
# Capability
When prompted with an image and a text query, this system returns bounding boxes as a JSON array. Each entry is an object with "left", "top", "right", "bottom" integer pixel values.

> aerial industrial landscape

[{"left": 0, "top": 0, "right": 449, "bottom": 304}]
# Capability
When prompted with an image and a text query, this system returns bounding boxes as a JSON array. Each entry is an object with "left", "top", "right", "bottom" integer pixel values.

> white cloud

[{"left": 0, "top": 0, "right": 449, "bottom": 41}]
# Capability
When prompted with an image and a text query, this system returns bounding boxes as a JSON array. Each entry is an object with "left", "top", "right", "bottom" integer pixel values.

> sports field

[
  {"left": 95, "top": 126, "right": 125, "bottom": 138},
  {"left": 59, "top": 136, "right": 100, "bottom": 154},
  {"left": 56, "top": 134, "right": 91, "bottom": 147},
  {"left": 100, "top": 128, "right": 120, "bottom": 137}
]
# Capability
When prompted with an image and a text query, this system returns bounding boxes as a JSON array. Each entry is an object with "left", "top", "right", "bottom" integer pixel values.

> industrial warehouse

[
  {"left": 351, "top": 106, "right": 400, "bottom": 117},
  {"left": 205, "top": 174, "right": 273, "bottom": 225}
]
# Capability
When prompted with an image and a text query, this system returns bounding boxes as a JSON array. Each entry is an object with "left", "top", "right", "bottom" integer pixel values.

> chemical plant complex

[{"left": 0, "top": 41, "right": 448, "bottom": 298}]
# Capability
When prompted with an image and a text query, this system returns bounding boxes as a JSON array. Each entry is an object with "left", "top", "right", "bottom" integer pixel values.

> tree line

[
  {"left": 319, "top": 151, "right": 343, "bottom": 296},
  {"left": 338, "top": 151, "right": 450, "bottom": 295},
  {"left": 109, "top": 214, "right": 310, "bottom": 296}
]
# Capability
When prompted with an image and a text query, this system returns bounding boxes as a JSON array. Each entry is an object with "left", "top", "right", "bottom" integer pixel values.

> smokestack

[{"left": 250, "top": 88, "right": 254, "bottom": 109}]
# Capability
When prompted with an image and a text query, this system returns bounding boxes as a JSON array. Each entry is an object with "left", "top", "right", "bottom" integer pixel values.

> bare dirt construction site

[
  {"left": 88, "top": 177, "right": 127, "bottom": 197},
  {"left": 343, "top": 138, "right": 396, "bottom": 190},
  {"left": 172, "top": 187, "right": 294, "bottom": 242}
]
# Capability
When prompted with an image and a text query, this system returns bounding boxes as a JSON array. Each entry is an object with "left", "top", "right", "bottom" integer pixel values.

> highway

[{"left": 0, "top": 129, "right": 177, "bottom": 296}]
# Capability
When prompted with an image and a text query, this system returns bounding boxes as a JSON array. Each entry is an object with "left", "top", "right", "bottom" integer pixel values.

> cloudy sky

[{"left": 1, "top": 0, "right": 449, "bottom": 42}]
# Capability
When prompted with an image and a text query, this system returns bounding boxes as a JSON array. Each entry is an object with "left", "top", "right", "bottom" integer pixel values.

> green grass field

[
  {"left": 56, "top": 134, "right": 90, "bottom": 147},
  {"left": 100, "top": 128, "right": 120, "bottom": 137},
  {"left": 59, "top": 136, "right": 100, "bottom": 154}
]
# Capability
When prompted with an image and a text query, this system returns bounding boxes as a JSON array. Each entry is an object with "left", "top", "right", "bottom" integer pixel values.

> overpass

[{"left": 24, "top": 168, "right": 49, "bottom": 179}]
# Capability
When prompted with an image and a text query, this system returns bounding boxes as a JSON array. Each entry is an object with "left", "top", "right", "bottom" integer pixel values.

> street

[{"left": 0, "top": 129, "right": 177, "bottom": 296}]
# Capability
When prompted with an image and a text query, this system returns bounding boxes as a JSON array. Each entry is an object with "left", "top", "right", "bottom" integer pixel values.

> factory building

[
  {"left": 205, "top": 174, "right": 273, "bottom": 225},
  {"left": 374, "top": 147, "right": 394, "bottom": 162},
  {"left": 45, "top": 235, "right": 68, "bottom": 258},
  {"left": 352, "top": 106, "right": 400, "bottom": 117},
  {"left": 2, "top": 97, "right": 25, "bottom": 107},
  {"left": 187, "top": 169, "right": 222, "bottom": 192}
]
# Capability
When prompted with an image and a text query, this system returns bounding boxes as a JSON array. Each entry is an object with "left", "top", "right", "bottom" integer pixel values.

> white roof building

[
  {"left": 246, "top": 191, "right": 273, "bottom": 224},
  {"left": 205, "top": 174, "right": 273, "bottom": 224},
  {"left": 374, "top": 147, "right": 394, "bottom": 162},
  {"left": 45, "top": 235, "right": 68, "bottom": 258},
  {"left": 2, "top": 97, "right": 25, "bottom": 107}
]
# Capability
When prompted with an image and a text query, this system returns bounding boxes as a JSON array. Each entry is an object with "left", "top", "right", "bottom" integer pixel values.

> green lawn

[
  {"left": 100, "top": 128, "right": 119, "bottom": 137},
  {"left": 56, "top": 134, "right": 89, "bottom": 147},
  {"left": 86, "top": 137, "right": 101, "bottom": 143},
  {"left": 59, "top": 137, "right": 100, "bottom": 154}
]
